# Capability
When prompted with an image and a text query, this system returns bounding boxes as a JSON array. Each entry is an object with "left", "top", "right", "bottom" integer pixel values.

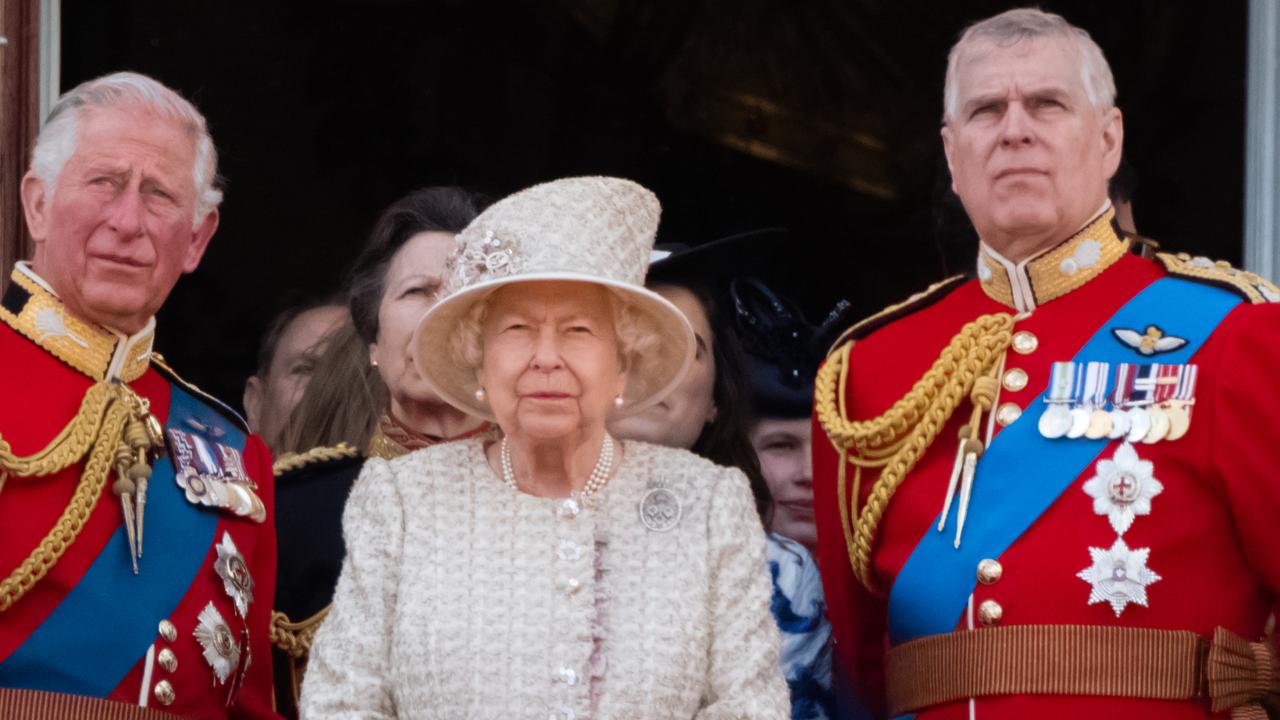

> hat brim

[{"left": 411, "top": 272, "right": 696, "bottom": 422}]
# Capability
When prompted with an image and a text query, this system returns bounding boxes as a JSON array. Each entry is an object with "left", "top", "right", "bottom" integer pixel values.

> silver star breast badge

[
  {"left": 194, "top": 601, "right": 241, "bottom": 684},
  {"left": 1077, "top": 537, "right": 1162, "bottom": 617},
  {"left": 214, "top": 532, "right": 254, "bottom": 618},
  {"left": 1082, "top": 441, "right": 1163, "bottom": 535}
]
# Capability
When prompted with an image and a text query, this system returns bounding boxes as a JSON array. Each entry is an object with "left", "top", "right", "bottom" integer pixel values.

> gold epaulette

[
  {"left": 272, "top": 443, "right": 359, "bottom": 477},
  {"left": 1157, "top": 252, "right": 1280, "bottom": 305},
  {"left": 826, "top": 275, "right": 968, "bottom": 356},
  {"left": 150, "top": 354, "right": 249, "bottom": 433}
]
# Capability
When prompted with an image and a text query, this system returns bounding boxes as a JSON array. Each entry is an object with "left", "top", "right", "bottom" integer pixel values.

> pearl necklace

[{"left": 500, "top": 434, "right": 616, "bottom": 499}]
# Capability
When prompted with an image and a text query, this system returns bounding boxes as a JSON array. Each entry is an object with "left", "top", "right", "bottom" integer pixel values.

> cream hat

[{"left": 411, "top": 176, "right": 696, "bottom": 421}]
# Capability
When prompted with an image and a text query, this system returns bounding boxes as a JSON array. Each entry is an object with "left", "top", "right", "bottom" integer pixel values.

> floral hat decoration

[{"left": 411, "top": 176, "right": 696, "bottom": 421}]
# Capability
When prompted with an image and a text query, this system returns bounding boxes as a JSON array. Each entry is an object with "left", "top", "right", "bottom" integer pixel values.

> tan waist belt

[
  {"left": 0, "top": 688, "right": 187, "bottom": 720},
  {"left": 887, "top": 624, "right": 1279, "bottom": 719}
]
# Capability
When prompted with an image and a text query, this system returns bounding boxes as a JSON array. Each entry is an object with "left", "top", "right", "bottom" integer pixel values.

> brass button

[
  {"left": 158, "top": 620, "right": 177, "bottom": 642},
  {"left": 996, "top": 403, "right": 1022, "bottom": 427},
  {"left": 1012, "top": 331, "right": 1039, "bottom": 355},
  {"left": 978, "top": 599, "right": 1004, "bottom": 626},
  {"left": 1002, "top": 368, "right": 1029, "bottom": 392},
  {"left": 157, "top": 648, "right": 177, "bottom": 672},
  {"left": 976, "top": 559, "right": 1003, "bottom": 585},
  {"left": 153, "top": 679, "right": 175, "bottom": 706}
]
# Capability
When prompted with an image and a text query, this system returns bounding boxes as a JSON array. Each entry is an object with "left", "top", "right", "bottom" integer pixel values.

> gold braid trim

[
  {"left": 0, "top": 383, "right": 134, "bottom": 611},
  {"left": 270, "top": 606, "right": 331, "bottom": 659},
  {"left": 816, "top": 313, "right": 1015, "bottom": 591},
  {"left": 272, "top": 443, "right": 358, "bottom": 477},
  {"left": 0, "top": 383, "right": 115, "bottom": 477},
  {"left": 1156, "top": 252, "right": 1280, "bottom": 305}
]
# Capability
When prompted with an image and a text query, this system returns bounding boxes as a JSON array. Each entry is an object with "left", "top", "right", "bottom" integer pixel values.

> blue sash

[
  {"left": 0, "top": 384, "right": 237, "bottom": 696},
  {"left": 887, "top": 278, "right": 1239, "bottom": 646}
]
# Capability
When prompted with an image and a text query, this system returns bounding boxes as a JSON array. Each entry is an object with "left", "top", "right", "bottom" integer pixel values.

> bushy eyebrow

[{"left": 961, "top": 85, "right": 1073, "bottom": 117}]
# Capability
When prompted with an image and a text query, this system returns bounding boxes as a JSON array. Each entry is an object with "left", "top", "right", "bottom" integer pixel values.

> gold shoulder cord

[
  {"left": 815, "top": 313, "right": 1015, "bottom": 592},
  {"left": 0, "top": 382, "right": 160, "bottom": 611},
  {"left": 272, "top": 442, "right": 358, "bottom": 476}
]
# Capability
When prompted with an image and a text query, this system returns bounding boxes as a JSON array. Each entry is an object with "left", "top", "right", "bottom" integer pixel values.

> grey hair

[
  {"left": 943, "top": 8, "right": 1116, "bottom": 120},
  {"left": 449, "top": 286, "right": 659, "bottom": 378},
  {"left": 29, "top": 71, "right": 222, "bottom": 227}
]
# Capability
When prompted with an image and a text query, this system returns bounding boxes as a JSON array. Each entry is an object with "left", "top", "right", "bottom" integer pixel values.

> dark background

[{"left": 60, "top": 0, "right": 1248, "bottom": 409}]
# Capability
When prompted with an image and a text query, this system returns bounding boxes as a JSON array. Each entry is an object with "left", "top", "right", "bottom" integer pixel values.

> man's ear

[
  {"left": 1100, "top": 107, "right": 1125, "bottom": 180},
  {"left": 182, "top": 207, "right": 220, "bottom": 273},
  {"left": 243, "top": 375, "right": 264, "bottom": 433},
  {"left": 21, "top": 172, "right": 51, "bottom": 243},
  {"left": 940, "top": 125, "right": 958, "bottom": 195}
]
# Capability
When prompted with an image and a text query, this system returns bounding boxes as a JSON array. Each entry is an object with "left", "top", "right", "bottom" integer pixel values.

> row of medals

[{"left": 1037, "top": 362, "right": 1195, "bottom": 443}]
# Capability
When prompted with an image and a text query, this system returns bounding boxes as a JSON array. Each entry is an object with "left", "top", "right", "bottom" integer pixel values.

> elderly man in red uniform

[
  {"left": 0, "top": 72, "right": 277, "bottom": 718},
  {"left": 814, "top": 8, "right": 1280, "bottom": 720}
]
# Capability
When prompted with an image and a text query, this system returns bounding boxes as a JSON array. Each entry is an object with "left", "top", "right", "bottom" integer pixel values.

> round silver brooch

[{"left": 639, "top": 487, "right": 682, "bottom": 532}]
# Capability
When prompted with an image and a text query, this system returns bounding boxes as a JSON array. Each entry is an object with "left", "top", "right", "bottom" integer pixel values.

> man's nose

[
  {"left": 999, "top": 102, "right": 1035, "bottom": 147},
  {"left": 106, "top": 186, "right": 146, "bottom": 237},
  {"left": 530, "top": 327, "right": 564, "bottom": 371}
]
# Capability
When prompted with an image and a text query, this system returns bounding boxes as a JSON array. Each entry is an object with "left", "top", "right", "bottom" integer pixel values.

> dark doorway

[{"left": 60, "top": 0, "right": 1247, "bottom": 409}]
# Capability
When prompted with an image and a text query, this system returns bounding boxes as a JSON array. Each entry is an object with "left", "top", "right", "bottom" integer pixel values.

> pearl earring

[
  {"left": 613, "top": 395, "right": 624, "bottom": 409},
  {"left": 475, "top": 388, "right": 487, "bottom": 402},
  {"left": 370, "top": 359, "right": 379, "bottom": 367}
]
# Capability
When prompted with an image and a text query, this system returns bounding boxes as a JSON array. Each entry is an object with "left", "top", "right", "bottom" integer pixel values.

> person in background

[
  {"left": 302, "top": 176, "right": 788, "bottom": 717},
  {"left": 268, "top": 186, "right": 485, "bottom": 718},
  {"left": 243, "top": 298, "right": 346, "bottom": 454},
  {"left": 611, "top": 244, "right": 835, "bottom": 720},
  {"left": 1, "top": 71, "right": 276, "bottom": 718}
]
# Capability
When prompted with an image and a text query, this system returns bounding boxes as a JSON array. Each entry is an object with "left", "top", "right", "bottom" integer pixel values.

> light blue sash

[{"left": 0, "top": 384, "right": 236, "bottom": 696}]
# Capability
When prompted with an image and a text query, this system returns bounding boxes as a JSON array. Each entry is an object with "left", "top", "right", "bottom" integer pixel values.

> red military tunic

[
  {"left": 813, "top": 211, "right": 1280, "bottom": 719},
  {"left": 0, "top": 264, "right": 278, "bottom": 718}
]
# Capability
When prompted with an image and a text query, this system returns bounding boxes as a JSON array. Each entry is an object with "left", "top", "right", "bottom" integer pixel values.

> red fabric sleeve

[
  {"left": 812, "top": 406, "right": 887, "bottom": 720},
  {"left": 232, "top": 434, "right": 281, "bottom": 719}
]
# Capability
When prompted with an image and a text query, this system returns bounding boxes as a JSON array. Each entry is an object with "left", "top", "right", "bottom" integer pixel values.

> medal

[
  {"left": 1125, "top": 407, "right": 1150, "bottom": 443},
  {"left": 1085, "top": 409, "right": 1112, "bottom": 439},
  {"left": 1164, "top": 403, "right": 1191, "bottom": 441},
  {"left": 1107, "top": 409, "right": 1131, "bottom": 439},
  {"left": 1142, "top": 405, "right": 1170, "bottom": 443},
  {"left": 1066, "top": 407, "right": 1091, "bottom": 438},
  {"left": 1039, "top": 405, "right": 1072, "bottom": 439}
]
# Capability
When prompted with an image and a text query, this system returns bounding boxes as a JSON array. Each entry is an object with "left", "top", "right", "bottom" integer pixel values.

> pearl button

[
  {"left": 561, "top": 577, "right": 581, "bottom": 595},
  {"left": 556, "top": 666, "right": 578, "bottom": 686},
  {"left": 557, "top": 499, "right": 580, "bottom": 519},
  {"left": 158, "top": 619, "right": 177, "bottom": 642},
  {"left": 157, "top": 648, "right": 178, "bottom": 672},
  {"left": 1002, "top": 368, "right": 1029, "bottom": 392},
  {"left": 1012, "top": 331, "right": 1038, "bottom": 355},
  {"left": 976, "top": 559, "right": 1003, "bottom": 585},
  {"left": 153, "top": 679, "right": 175, "bottom": 705},
  {"left": 558, "top": 540, "right": 582, "bottom": 562},
  {"left": 996, "top": 403, "right": 1022, "bottom": 427},
  {"left": 978, "top": 599, "right": 1004, "bottom": 626}
]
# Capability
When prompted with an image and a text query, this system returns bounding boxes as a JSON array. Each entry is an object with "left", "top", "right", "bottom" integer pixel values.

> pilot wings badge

[{"left": 1111, "top": 325, "right": 1188, "bottom": 356}]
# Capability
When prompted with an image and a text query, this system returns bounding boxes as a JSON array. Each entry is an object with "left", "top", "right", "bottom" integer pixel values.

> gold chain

[
  {"left": 0, "top": 383, "right": 141, "bottom": 611},
  {"left": 815, "top": 313, "right": 1014, "bottom": 591}
]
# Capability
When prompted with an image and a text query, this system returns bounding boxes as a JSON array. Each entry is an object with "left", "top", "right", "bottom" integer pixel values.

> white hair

[
  {"left": 29, "top": 71, "right": 222, "bottom": 227},
  {"left": 450, "top": 286, "right": 658, "bottom": 375},
  {"left": 943, "top": 8, "right": 1116, "bottom": 120}
]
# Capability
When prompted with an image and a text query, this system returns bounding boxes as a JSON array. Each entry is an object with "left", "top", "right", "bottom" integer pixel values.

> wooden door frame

[{"left": 0, "top": 0, "right": 41, "bottom": 292}]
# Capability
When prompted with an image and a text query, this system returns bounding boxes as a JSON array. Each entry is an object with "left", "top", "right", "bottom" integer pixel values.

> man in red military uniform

[
  {"left": 813, "top": 8, "right": 1280, "bottom": 719},
  {"left": 0, "top": 72, "right": 277, "bottom": 718}
]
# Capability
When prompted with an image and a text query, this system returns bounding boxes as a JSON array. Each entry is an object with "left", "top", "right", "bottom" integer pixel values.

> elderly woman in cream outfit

[{"left": 301, "top": 177, "right": 788, "bottom": 719}]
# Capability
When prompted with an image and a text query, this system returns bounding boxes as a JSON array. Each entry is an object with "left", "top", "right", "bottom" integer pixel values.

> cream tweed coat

[{"left": 300, "top": 437, "right": 789, "bottom": 719}]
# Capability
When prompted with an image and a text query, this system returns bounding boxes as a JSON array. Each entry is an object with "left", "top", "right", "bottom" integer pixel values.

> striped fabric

[
  {"left": 0, "top": 689, "right": 186, "bottom": 720},
  {"left": 886, "top": 624, "right": 1276, "bottom": 716}
]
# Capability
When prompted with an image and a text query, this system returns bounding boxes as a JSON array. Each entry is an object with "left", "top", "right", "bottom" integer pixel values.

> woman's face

[
  {"left": 608, "top": 285, "right": 715, "bottom": 450},
  {"left": 750, "top": 417, "right": 816, "bottom": 549},
  {"left": 368, "top": 231, "right": 455, "bottom": 404},
  {"left": 476, "top": 281, "right": 627, "bottom": 442}
]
